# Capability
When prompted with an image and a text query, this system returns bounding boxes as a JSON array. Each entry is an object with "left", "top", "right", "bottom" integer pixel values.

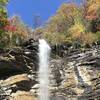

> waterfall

[{"left": 38, "top": 39, "right": 51, "bottom": 100}]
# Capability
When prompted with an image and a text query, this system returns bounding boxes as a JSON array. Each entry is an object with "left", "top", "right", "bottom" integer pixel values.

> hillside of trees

[{"left": 0, "top": 0, "right": 100, "bottom": 48}]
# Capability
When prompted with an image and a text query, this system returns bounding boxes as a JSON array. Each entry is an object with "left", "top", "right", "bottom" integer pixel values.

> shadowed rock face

[
  {"left": 50, "top": 95, "right": 66, "bottom": 100},
  {"left": 0, "top": 45, "right": 38, "bottom": 79},
  {"left": 0, "top": 40, "right": 100, "bottom": 100}
]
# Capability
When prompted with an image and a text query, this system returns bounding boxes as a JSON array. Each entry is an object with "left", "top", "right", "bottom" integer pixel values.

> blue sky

[{"left": 7, "top": 0, "right": 81, "bottom": 28}]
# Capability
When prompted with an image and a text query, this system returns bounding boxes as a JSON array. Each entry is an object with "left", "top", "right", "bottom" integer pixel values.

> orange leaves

[
  {"left": 85, "top": 0, "right": 100, "bottom": 20},
  {"left": 9, "top": 16, "right": 28, "bottom": 39}
]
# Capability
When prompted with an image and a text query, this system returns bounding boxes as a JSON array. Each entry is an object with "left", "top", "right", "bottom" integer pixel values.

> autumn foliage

[
  {"left": 40, "top": 0, "right": 100, "bottom": 46},
  {"left": 84, "top": 0, "right": 100, "bottom": 20},
  {"left": 0, "top": 0, "right": 100, "bottom": 48}
]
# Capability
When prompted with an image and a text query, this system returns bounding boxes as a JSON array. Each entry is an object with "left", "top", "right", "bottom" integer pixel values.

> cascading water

[{"left": 38, "top": 39, "right": 51, "bottom": 100}]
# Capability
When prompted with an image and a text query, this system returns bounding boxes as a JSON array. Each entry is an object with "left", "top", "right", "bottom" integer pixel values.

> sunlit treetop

[
  {"left": 0, "top": 0, "right": 9, "bottom": 32},
  {"left": 57, "top": 3, "right": 79, "bottom": 18},
  {"left": 0, "top": 0, "right": 8, "bottom": 18},
  {"left": 0, "top": 0, "right": 8, "bottom": 6},
  {"left": 85, "top": 0, "right": 100, "bottom": 20}
]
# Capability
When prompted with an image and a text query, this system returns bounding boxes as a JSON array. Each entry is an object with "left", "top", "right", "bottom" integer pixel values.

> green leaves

[
  {"left": 0, "top": 0, "right": 8, "bottom": 17},
  {"left": 0, "top": 0, "right": 8, "bottom": 6},
  {"left": 0, "top": 0, "right": 9, "bottom": 48}
]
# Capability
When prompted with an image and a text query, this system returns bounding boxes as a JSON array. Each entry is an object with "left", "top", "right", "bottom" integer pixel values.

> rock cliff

[{"left": 0, "top": 41, "right": 100, "bottom": 100}]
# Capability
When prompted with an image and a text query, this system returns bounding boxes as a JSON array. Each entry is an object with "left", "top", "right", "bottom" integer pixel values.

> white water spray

[{"left": 38, "top": 39, "right": 51, "bottom": 100}]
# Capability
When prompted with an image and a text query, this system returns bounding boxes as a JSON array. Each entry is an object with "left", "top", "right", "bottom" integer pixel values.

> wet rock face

[{"left": 0, "top": 40, "right": 100, "bottom": 100}]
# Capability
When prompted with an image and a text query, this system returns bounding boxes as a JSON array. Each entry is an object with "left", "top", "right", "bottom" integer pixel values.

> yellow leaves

[
  {"left": 46, "top": 3, "right": 79, "bottom": 34},
  {"left": 68, "top": 23, "right": 85, "bottom": 39},
  {"left": 83, "top": 32, "right": 96, "bottom": 44},
  {"left": 46, "top": 13, "right": 73, "bottom": 34},
  {"left": 57, "top": 3, "right": 78, "bottom": 19},
  {"left": 95, "top": 31, "right": 100, "bottom": 40},
  {"left": 46, "top": 15, "right": 60, "bottom": 33},
  {"left": 68, "top": 22, "right": 96, "bottom": 44},
  {"left": 44, "top": 32, "right": 66, "bottom": 44}
]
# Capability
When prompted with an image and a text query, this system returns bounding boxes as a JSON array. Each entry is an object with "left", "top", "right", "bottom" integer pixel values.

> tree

[
  {"left": 0, "top": 0, "right": 9, "bottom": 48},
  {"left": 84, "top": 0, "right": 100, "bottom": 20},
  {"left": 46, "top": 3, "right": 78, "bottom": 34},
  {"left": 43, "top": 3, "right": 81, "bottom": 44},
  {"left": 83, "top": 0, "right": 100, "bottom": 41},
  {"left": 5, "top": 16, "right": 31, "bottom": 46},
  {"left": 32, "top": 1, "right": 100, "bottom": 46}
]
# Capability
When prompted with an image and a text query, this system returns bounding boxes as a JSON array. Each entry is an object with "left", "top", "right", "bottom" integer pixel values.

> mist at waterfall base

[{"left": 38, "top": 39, "right": 51, "bottom": 100}]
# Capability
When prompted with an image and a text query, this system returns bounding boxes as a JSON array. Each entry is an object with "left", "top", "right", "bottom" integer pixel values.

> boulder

[{"left": 9, "top": 91, "right": 37, "bottom": 100}]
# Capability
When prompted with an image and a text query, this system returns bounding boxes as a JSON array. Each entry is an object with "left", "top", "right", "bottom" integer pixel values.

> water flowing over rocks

[{"left": 0, "top": 40, "right": 100, "bottom": 100}]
